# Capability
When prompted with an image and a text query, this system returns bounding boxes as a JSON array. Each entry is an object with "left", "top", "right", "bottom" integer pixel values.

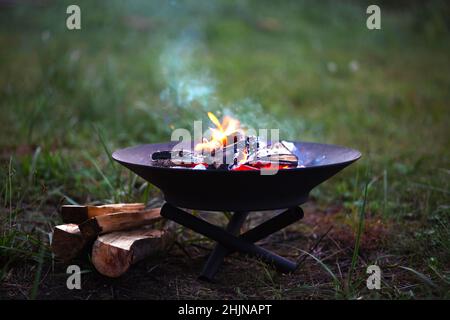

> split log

[
  {"left": 61, "top": 203, "right": 145, "bottom": 224},
  {"left": 51, "top": 224, "right": 87, "bottom": 262},
  {"left": 248, "top": 153, "right": 298, "bottom": 167},
  {"left": 92, "top": 227, "right": 170, "bottom": 278},
  {"left": 79, "top": 207, "right": 162, "bottom": 239}
]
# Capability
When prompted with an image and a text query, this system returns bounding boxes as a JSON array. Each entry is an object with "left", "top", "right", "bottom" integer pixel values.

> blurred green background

[{"left": 0, "top": 0, "right": 449, "bottom": 299}]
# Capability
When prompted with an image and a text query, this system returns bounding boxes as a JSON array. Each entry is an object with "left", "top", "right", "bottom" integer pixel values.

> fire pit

[
  {"left": 112, "top": 141, "right": 360, "bottom": 211},
  {"left": 112, "top": 140, "right": 360, "bottom": 281},
  {"left": 112, "top": 113, "right": 361, "bottom": 281}
]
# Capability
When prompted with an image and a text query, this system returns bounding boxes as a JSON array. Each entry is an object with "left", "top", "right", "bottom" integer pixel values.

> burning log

[
  {"left": 79, "top": 207, "right": 162, "bottom": 239},
  {"left": 246, "top": 141, "right": 298, "bottom": 168},
  {"left": 151, "top": 150, "right": 172, "bottom": 160},
  {"left": 61, "top": 203, "right": 145, "bottom": 224},
  {"left": 248, "top": 154, "right": 298, "bottom": 168},
  {"left": 150, "top": 113, "right": 301, "bottom": 171},
  {"left": 91, "top": 227, "right": 170, "bottom": 278},
  {"left": 51, "top": 224, "right": 88, "bottom": 262},
  {"left": 152, "top": 150, "right": 205, "bottom": 168}
]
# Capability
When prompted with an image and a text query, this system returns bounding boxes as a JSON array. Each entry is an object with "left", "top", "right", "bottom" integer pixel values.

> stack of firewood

[{"left": 51, "top": 203, "right": 172, "bottom": 278}]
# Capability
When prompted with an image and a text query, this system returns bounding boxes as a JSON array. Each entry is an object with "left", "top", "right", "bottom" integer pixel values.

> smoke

[
  {"left": 153, "top": 1, "right": 303, "bottom": 141},
  {"left": 159, "top": 28, "right": 217, "bottom": 110}
]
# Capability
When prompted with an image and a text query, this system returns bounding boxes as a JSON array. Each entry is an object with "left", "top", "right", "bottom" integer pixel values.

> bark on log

[
  {"left": 61, "top": 203, "right": 145, "bottom": 224},
  {"left": 78, "top": 207, "right": 162, "bottom": 239}
]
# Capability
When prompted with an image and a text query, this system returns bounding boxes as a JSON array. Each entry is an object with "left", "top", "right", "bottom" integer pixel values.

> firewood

[
  {"left": 51, "top": 224, "right": 87, "bottom": 262},
  {"left": 61, "top": 203, "right": 145, "bottom": 224},
  {"left": 248, "top": 153, "right": 298, "bottom": 167},
  {"left": 78, "top": 207, "right": 162, "bottom": 239},
  {"left": 92, "top": 227, "right": 169, "bottom": 278}
]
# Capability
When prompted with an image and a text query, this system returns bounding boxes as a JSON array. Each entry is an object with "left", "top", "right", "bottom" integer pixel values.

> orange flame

[{"left": 195, "top": 112, "right": 243, "bottom": 152}]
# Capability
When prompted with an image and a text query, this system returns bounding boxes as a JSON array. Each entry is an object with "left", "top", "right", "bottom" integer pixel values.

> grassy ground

[{"left": 0, "top": 0, "right": 449, "bottom": 299}]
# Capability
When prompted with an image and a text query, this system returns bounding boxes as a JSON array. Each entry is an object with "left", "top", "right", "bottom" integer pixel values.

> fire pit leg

[
  {"left": 199, "top": 211, "right": 249, "bottom": 282},
  {"left": 199, "top": 207, "right": 303, "bottom": 281},
  {"left": 228, "top": 206, "right": 304, "bottom": 255},
  {"left": 161, "top": 203, "right": 297, "bottom": 275}
]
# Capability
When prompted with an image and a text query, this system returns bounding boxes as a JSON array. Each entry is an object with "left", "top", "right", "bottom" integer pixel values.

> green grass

[{"left": 0, "top": 0, "right": 449, "bottom": 299}]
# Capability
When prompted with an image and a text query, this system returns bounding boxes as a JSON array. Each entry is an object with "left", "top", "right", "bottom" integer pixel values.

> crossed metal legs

[{"left": 161, "top": 203, "right": 304, "bottom": 281}]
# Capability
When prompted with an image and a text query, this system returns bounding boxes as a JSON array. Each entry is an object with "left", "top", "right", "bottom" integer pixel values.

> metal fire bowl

[{"left": 112, "top": 141, "right": 361, "bottom": 211}]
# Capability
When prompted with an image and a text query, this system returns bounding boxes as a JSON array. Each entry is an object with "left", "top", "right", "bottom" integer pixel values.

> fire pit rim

[
  {"left": 111, "top": 140, "right": 362, "bottom": 174},
  {"left": 112, "top": 141, "right": 361, "bottom": 211}
]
